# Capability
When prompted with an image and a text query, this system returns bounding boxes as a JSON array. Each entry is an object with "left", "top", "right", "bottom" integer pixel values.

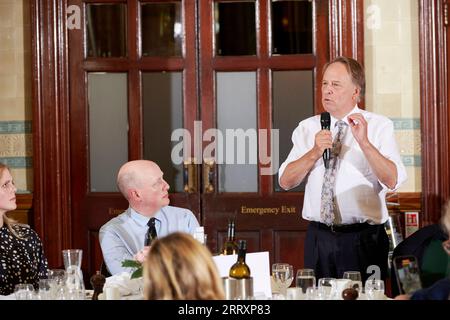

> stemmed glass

[
  {"left": 343, "top": 271, "right": 362, "bottom": 292},
  {"left": 271, "top": 263, "right": 294, "bottom": 297}
]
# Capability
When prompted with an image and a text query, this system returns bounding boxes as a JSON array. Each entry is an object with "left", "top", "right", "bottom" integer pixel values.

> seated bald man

[{"left": 99, "top": 160, "right": 200, "bottom": 275}]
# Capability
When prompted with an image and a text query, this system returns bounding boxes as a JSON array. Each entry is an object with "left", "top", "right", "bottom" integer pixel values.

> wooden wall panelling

[
  {"left": 88, "top": 230, "right": 103, "bottom": 276},
  {"left": 419, "top": 0, "right": 450, "bottom": 224},
  {"left": 31, "top": 0, "right": 72, "bottom": 268}
]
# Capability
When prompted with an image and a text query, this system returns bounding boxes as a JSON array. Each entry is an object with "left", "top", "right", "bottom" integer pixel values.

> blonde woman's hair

[
  {"left": 441, "top": 200, "right": 450, "bottom": 236},
  {"left": 143, "top": 232, "right": 225, "bottom": 300},
  {"left": 0, "top": 163, "right": 21, "bottom": 238}
]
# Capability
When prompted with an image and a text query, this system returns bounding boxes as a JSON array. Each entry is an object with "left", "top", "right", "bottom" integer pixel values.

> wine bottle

[
  {"left": 221, "top": 219, "right": 238, "bottom": 255},
  {"left": 229, "top": 240, "right": 251, "bottom": 279}
]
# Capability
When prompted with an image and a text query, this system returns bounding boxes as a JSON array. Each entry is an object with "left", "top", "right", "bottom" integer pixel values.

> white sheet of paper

[{"left": 213, "top": 251, "right": 271, "bottom": 298}]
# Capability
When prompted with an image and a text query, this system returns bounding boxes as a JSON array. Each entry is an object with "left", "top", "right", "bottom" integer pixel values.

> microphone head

[{"left": 320, "top": 112, "right": 331, "bottom": 130}]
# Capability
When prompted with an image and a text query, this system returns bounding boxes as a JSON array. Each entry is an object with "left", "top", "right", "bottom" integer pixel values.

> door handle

[
  {"left": 183, "top": 158, "right": 197, "bottom": 193},
  {"left": 203, "top": 158, "right": 215, "bottom": 193}
]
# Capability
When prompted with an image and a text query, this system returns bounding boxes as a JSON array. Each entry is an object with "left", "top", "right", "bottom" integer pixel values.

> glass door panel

[
  {"left": 216, "top": 72, "right": 258, "bottom": 192},
  {"left": 141, "top": 2, "right": 183, "bottom": 57},
  {"left": 214, "top": 1, "right": 256, "bottom": 56},
  {"left": 88, "top": 73, "right": 128, "bottom": 192},
  {"left": 272, "top": 70, "right": 314, "bottom": 192},
  {"left": 142, "top": 72, "right": 184, "bottom": 192},
  {"left": 271, "top": 0, "right": 313, "bottom": 54},
  {"left": 86, "top": 4, "right": 127, "bottom": 57}
]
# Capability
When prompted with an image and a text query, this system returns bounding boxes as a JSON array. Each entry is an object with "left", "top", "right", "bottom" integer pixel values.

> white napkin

[{"left": 104, "top": 272, "right": 143, "bottom": 296}]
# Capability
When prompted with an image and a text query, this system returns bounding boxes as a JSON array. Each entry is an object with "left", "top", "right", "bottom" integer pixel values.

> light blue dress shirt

[{"left": 99, "top": 205, "right": 200, "bottom": 275}]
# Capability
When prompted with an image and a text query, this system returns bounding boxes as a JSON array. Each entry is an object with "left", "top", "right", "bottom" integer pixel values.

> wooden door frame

[
  {"left": 31, "top": 0, "right": 71, "bottom": 267},
  {"left": 31, "top": 0, "right": 447, "bottom": 268},
  {"left": 419, "top": 0, "right": 450, "bottom": 224}
]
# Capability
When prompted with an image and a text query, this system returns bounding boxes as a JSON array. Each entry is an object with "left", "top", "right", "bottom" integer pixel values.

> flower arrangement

[{"left": 121, "top": 260, "right": 143, "bottom": 279}]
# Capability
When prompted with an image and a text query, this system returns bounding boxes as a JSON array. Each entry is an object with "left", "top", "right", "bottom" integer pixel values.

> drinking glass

[
  {"left": 342, "top": 271, "right": 362, "bottom": 292},
  {"left": 14, "top": 284, "right": 35, "bottom": 300},
  {"left": 305, "top": 287, "right": 318, "bottom": 300},
  {"left": 271, "top": 263, "right": 294, "bottom": 297},
  {"left": 365, "top": 279, "right": 385, "bottom": 300},
  {"left": 317, "top": 277, "right": 336, "bottom": 299},
  {"left": 296, "top": 268, "right": 316, "bottom": 294},
  {"left": 332, "top": 279, "right": 353, "bottom": 299},
  {"left": 285, "top": 287, "right": 302, "bottom": 300},
  {"left": 37, "top": 279, "right": 55, "bottom": 300},
  {"left": 48, "top": 269, "right": 67, "bottom": 300},
  {"left": 62, "top": 249, "right": 82, "bottom": 269}
]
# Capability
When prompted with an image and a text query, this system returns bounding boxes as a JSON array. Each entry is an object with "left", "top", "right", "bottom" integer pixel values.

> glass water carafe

[{"left": 62, "top": 249, "right": 85, "bottom": 299}]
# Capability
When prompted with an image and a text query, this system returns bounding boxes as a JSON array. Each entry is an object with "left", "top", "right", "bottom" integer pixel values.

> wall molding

[
  {"left": 419, "top": 0, "right": 450, "bottom": 224},
  {"left": 31, "top": 0, "right": 72, "bottom": 267}
]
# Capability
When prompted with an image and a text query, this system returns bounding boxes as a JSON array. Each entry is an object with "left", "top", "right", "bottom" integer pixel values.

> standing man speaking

[{"left": 278, "top": 56, "right": 407, "bottom": 282}]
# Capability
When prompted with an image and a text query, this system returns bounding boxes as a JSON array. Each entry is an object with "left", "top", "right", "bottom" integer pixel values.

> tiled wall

[
  {"left": 0, "top": 0, "right": 32, "bottom": 193},
  {"left": 364, "top": 0, "right": 421, "bottom": 192}
]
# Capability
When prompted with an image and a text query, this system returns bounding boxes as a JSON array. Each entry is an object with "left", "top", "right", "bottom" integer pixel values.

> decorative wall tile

[
  {"left": 0, "top": 134, "right": 32, "bottom": 157},
  {"left": 0, "top": 120, "right": 32, "bottom": 133},
  {"left": 9, "top": 167, "right": 32, "bottom": 193},
  {"left": 400, "top": 155, "right": 421, "bottom": 167},
  {"left": 0, "top": 156, "right": 32, "bottom": 168},
  {"left": 396, "top": 129, "right": 421, "bottom": 152}
]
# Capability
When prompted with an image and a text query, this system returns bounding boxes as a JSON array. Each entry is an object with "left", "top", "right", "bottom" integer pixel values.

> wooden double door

[{"left": 32, "top": 0, "right": 365, "bottom": 278}]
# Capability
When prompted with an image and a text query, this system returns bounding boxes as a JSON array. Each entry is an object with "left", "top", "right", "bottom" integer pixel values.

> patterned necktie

[
  {"left": 320, "top": 120, "right": 346, "bottom": 226},
  {"left": 145, "top": 217, "right": 157, "bottom": 246}
]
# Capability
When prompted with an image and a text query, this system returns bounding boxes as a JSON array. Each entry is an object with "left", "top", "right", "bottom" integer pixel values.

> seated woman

[
  {"left": 143, "top": 232, "right": 224, "bottom": 300},
  {"left": 0, "top": 163, "right": 49, "bottom": 295}
]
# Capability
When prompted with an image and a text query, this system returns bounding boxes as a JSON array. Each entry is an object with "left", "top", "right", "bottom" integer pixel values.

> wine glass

[
  {"left": 342, "top": 271, "right": 362, "bottom": 292},
  {"left": 296, "top": 268, "right": 316, "bottom": 294},
  {"left": 271, "top": 263, "right": 294, "bottom": 297},
  {"left": 365, "top": 279, "right": 385, "bottom": 300}
]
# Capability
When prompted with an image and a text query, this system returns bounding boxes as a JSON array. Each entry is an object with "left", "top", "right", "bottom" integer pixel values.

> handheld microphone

[{"left": 320, "top": 112, "right": 331, "bottom": 169}]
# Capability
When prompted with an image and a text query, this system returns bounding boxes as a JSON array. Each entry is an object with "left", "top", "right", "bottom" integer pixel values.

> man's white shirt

[{"left": 278, "top": 106, "right": 407, "bottom": 225}]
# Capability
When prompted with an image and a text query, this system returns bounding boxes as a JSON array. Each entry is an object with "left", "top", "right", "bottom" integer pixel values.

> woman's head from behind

[
  {"left": 0, "top": 163, "right": 17, "bottom": 216},
  {"left": 143, "top": 232, "right": 225, "bottom": 300}
]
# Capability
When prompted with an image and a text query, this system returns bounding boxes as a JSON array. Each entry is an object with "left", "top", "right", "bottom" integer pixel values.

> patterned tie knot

[
  {"left": 332, "top": 120, "right": 346, "bottom": 156},
  {"left": 148, "top": 217, "right": 156, "bottom": 227},
  {"left": 336, "top": 120, "right": 345, "bottom": 130}
]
